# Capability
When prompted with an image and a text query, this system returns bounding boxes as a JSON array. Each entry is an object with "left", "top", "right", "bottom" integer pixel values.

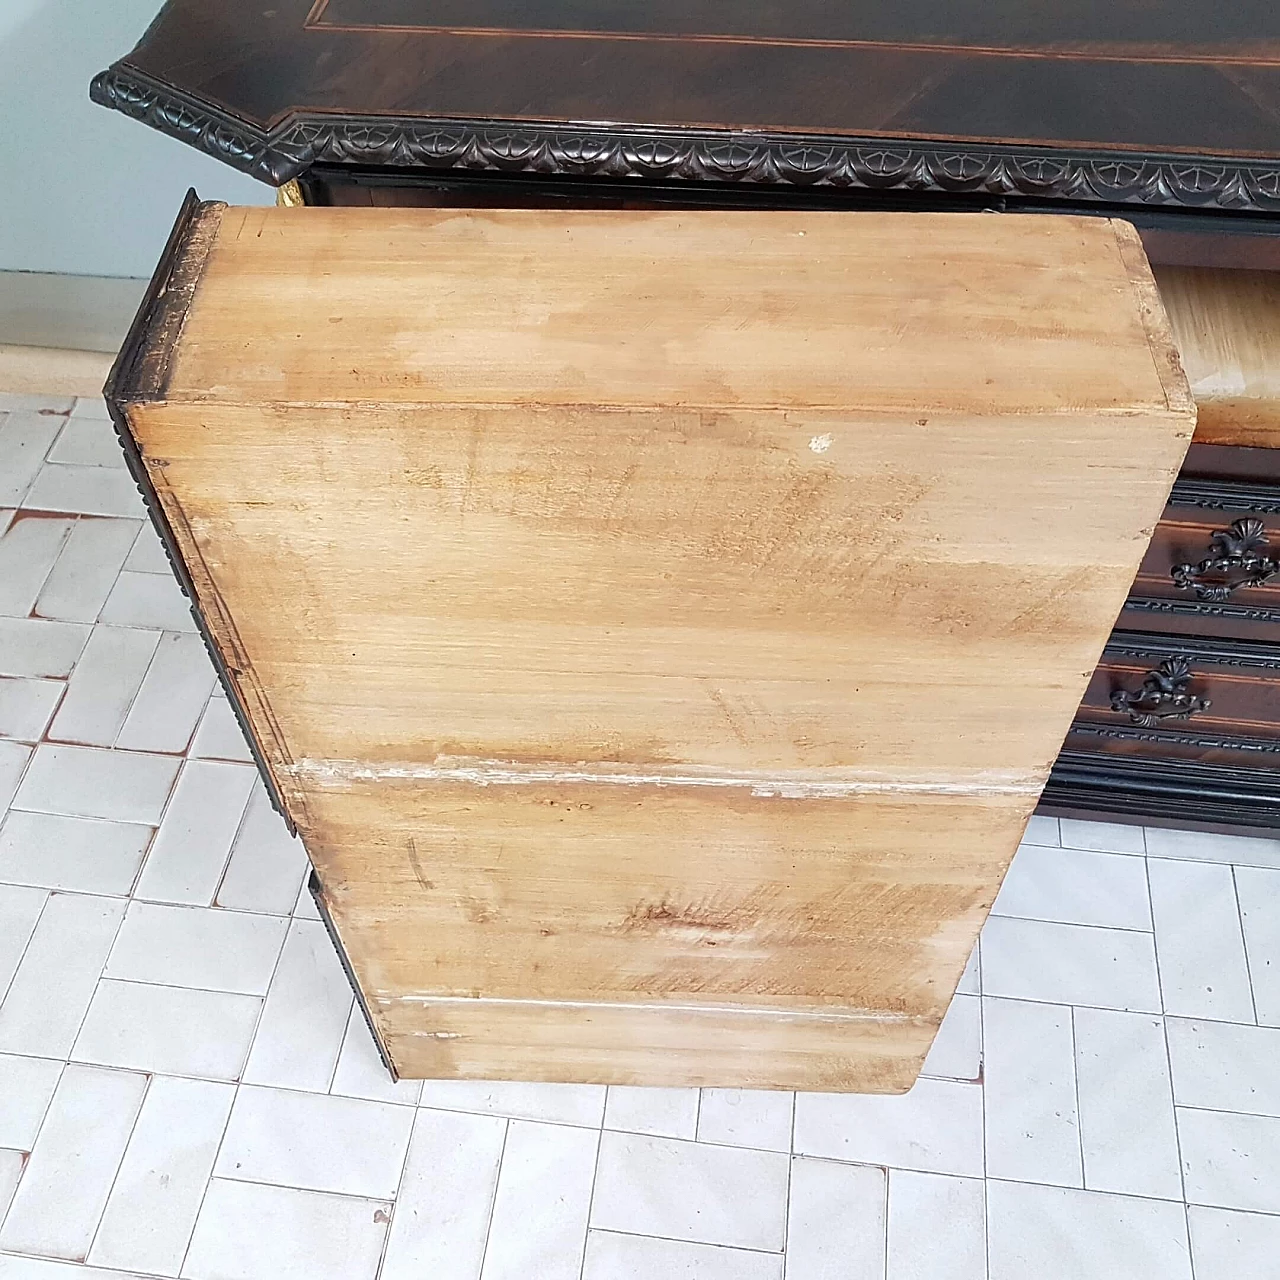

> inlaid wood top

[{"left": 92, "top": 0, "right": 1280, "bottom": 209}]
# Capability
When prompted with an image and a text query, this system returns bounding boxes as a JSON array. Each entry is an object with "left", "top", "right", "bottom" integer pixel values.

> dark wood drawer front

[
  {"left": 1072, "top": 633, "right": 1280, "bottom": 766},
  {"left": 1122, "top": 479, "right": 1280, "bottom": 641}
]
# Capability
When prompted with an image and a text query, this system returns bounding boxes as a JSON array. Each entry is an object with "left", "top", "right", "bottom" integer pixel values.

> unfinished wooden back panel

[{"left": 111, "top": 202, "right": 1194, "bottom": 1090}]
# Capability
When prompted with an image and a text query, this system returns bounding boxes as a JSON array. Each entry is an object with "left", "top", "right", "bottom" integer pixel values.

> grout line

[
  {"left": 1231, "top": 865, "right": 1262, "bottom": 1027},
  {"left": 1069, "top": 1006, "right": 1088, "bottom": 1189},
  {"left": 371, "top": 1086, "right": 419, "bottom": 1280},
  {"left": 81, "top": 1067, "right": 154, "bottom": 1265},
  {"left": 879, "top": 1163, "right": 889, "bottom": 1280},
  {"left": 326, "top": 1001, "right": 355, "bottom": 1096},
  {"left": 987, "top": 910, "right": 1155, "bottom": 935},
  {"left": 575, "top": 1124, "right": 604, "bottom": 1280},
  {"left": 576, "top": 1225, "right": 786, "bottom": 1257},
  {"left": 0, "top": 885, "right": 51, "bottom": 1014},
  {"left": 476, "top": 1118, "right": 511, "bottom": 1280}
]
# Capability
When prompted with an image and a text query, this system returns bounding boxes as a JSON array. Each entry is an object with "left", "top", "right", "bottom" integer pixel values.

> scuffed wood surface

[
  {"left": 119, "top": 206, "right": 1194, "bottom": 1089},
  {"left": 1155, "top": 266, "right": 1280, "bottom": 449}
]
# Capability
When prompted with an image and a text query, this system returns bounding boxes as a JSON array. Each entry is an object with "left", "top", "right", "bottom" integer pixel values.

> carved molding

[
  {"left": 1103, "top": 630, "right": 1280, "bottom": 669},
  {"left": 91, "top": 64, "right": 1280, "bottom": 211},
  {"left": 1124, "top": 596, "right": 1280, "bottom": 625},
  {"left": 1068, "top": 723, "right": 1280, "bottom": 754},
  {"left": 1168, "top": 479, "right": 1280, "bottom": 516}
]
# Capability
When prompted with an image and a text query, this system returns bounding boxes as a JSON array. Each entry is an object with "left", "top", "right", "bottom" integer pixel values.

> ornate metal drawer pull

[
  {"left": 1109, "top": 656, "right": 1211, "bottom": 727},
  {"left": 1171, "top": 518, "right": 1280, "bottom": 601}
]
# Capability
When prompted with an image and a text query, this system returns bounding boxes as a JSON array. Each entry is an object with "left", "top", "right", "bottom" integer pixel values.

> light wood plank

[{"left": 118, "top": 205, "right": 1193, "bottom": 1089}]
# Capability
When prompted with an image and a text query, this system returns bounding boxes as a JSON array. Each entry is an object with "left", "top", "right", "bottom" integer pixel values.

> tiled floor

[{"left": 2, "top": 389, "right": 1280, "bottom": 1278}]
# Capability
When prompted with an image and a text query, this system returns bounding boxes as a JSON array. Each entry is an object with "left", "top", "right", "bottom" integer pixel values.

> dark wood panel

[
  {"left": 314, "top": 0, "right": 1280, "bottom": 59},
  {"left": 1121, "top": 478, "right": 1280, "bottom": 641},
  {"left": 91, "top": 0, "right": 1280, "bottom": 204}
]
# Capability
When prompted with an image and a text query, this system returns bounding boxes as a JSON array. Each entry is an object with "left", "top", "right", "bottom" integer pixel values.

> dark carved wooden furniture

[{"left": 93, "top": 0, "right": 1280, "bottom": 833}]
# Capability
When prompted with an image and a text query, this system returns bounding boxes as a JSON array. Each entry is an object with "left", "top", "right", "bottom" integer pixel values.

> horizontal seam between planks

[
  {"left": 286, "top": 757, "right": 1044, "bottom": 797},
  {"left": 384, "top": 993, "right": 923, "bottom": 1023},
  {"left": 135, "top": 396, "right": 1199, "bottom": 419}
]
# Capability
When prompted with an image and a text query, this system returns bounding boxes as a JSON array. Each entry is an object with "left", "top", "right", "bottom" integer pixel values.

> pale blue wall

[{"left": 0, "top": 0, "right": 272, "bottom": 278}]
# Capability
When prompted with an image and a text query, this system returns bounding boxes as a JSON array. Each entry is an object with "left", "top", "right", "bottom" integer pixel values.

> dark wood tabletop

[{"left": 92, "top": 0, "right": 1280, "bottom": 210}]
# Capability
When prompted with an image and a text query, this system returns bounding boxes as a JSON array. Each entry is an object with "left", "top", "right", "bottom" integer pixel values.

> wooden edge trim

[
  {"left": 1109, "top": 217, "right": 1198, "bottom": 422},
  {"left": 102, "top": 193, "right": 297, "bottom": 834},
  {"left": 308, "top": 870, "right": 399, "bottom": 1077},
  {"left": 107, "top": 193, "right": 225, "bottom": 405}
]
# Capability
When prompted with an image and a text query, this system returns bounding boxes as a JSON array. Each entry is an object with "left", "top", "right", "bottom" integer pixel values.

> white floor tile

[
  {"left": 1188, "top": 1205, "right": 1280, "bottom": 1280},
  {"left": 190, "top": 694, "right": 253, "bottom": 763},
  {"left": 242, "top": 919, "right": 353, "bottom": 1092},
  {"left": 214, "top": 1084, "right": 413, "bottom": 1199},
  {"left": 1148, "top": 859, "right": 1255, "bottom": 1022},
  {"left": 982, "top": 997, "right": 1081, "bottom": 1187},
  {"left": 71, "top": 396, "right": 111, "bottom": 420},
  {"left": 1178, "top": 1107, "right": 1280, "bottom": 1213},
  {"left": 886, "top": 1170, "right": 985, "bottom": 1280},
  {"left": 0, "top": 739, "right": 28, "bottom": 809},
  {"left": 0, "top": 515, "right": 74, "bottom": 617},
  {"left": 922, "top": 993, "right": 981, "bottom": 1081},
  {"left": 14, "top": 743, "right": 178, "bottom": 824},
  {"left": 330, "top": 1004, "right": 420, "bottom": 1106},
  {"left": 482, "top": 1120, "right": 599, "bottom": 1280},
  {"left": 697, "top": 1089, "right": 793, "bottom": 1153},
  {"left": 0, "top": 883, "right": 46, "bottom": 1003},
  {"left": 72, "top": 979, "right": 261, "bottom": 1080},
  {"left": 0, "top": 616, "right": 89, "bottom": 678},
  {"left": 0, "top": 413, "right": 63, "bottom": 506},
  {"left": 1168, "top": 1018, "right": 1280, "bottom": 1117},
  {"left": 47, "top": 625, "right": 160, "bottom": 747},
  {"left": 418, "top": 1079, "right": 607, "bottom": 1129},
  {"left": 585, "top": 1231, "right": 783, "bottom": 1280},
  {"left": 0, "top": 394, "right": 74, "bottom": 414},
  {"left": 0, "top": 677, "right": 61, "bottom": 741},
  {"left": 22, "top": 463, "right": 144, "bottom": 519},
  {"left": 48, "top": 415, "right": 126, "bottom": 468},
  {"left": 116, "top": 632, "right": 216, "bottom": 753},
  {"left": 979, "top": 916, "right": 1161, "bottom": 1012},
  {"left": 180, "top": 1178, "right": 389, "bottom": 1280},
  {"left": 785, "top": 1157, "right": 884, "bottom": 1280},
  {"left": 1020, "top": 814, "right": 1060, "bottom": 847},
  {"left": 99, "top": 571, "right": 194, "bottom": 632},
  {"left": 1058, "top": 818, "right": 1146, "bottom": 854},
  {"left": 603, "top": 1086, "right": 699, "bottom": 1139},
  {"left": 986, "top": 1180, "right": 1191, "bottom": 1280},
  {"left": 33, "top": 517, "right": 139, "bottom": 623},
  {"left": 0, "top": 1148, "right": 21, "bottom": 1228},
  {"left": 0, "top": 1063, "right": 147, "bottom": 1260},
  {"left": 122, "top": 522, "right": 170, "bottom": 575},
  {"left": 214, "top": 783, "right": 308, "bottom": 915},
  {"left": 89, "top": 1076, "right": 235, "bottom": 1276},
  {"left": 992, "top": 844, "right": 1152, "bottom": 930},
  {"left": 592, "top": 1130, "right": 788, "bottom": 1250},
  {"left": 956, "top": 943, "right": 981, "bottom": 995},
  {"left": 1144, "top": 827, "right": 1280, "bottom": 871},
  {"left": 379, "top": 1107, "right": 505, "bottom": 1280},
  {"left": 0, "top": 891, "right": 125, "bottom": 1057},
  {"left": 106, "top": 901, "right": 287, "bottom": 996},
  {"left": 0, "top": 811, "right": 150, "bottom": 896},
  {"left": 0, "top": 1053, "right": 62, "bottom": 1149},
  {"left": 135, "top": 760, "right": 257, "bottom": 905},
  {"left": 294, "top": 874, "right": 320, "bottom": 919},
  {"left": 1074, "top": 1007, "right": 1182, "bottom": 1200},
  {"left": 793, "top": 1077, "right": 984, "bottom": 1178},
  {"left": 1236, "top": 866, "right": 1280, "bottom": 1026}
]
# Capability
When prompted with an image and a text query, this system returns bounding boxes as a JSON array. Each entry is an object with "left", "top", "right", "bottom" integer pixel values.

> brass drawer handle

[
  {"left": 1171, "top": 518, "right": 1280, "bottom": 600},
  {"left": 1110, "top": 656, "right": 1211, "bottom": 727}
]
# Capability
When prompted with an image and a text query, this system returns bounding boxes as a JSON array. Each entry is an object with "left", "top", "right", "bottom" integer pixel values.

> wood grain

[
  {"left": 117, "top": 205, "right": 1193, "bottom": 1088},
  {"left": 1156, "top": 266, "right": 1280, "bottom": 449}
]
